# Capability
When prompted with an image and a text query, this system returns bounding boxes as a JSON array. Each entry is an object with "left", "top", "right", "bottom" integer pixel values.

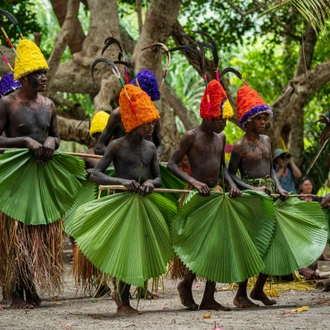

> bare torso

[
  {"left": 0, "top": 91, "right": 57, "bottom": 144},
  {"left": 231, "top": 134, "right": 272, "bottom": 179},
  {"left": 185, "top": 129, "right": 225, "bottom": 188}
]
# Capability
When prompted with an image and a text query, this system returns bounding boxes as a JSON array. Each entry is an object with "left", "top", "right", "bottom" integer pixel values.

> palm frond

[
  {"left": 262, "top": 0, "right": 330, "bottom": 32},
  {"left": 159, "top": 164, "right": 186, "bottom": 204},
  {"left": 0, "top": 149, "right": 86, "bottom": 225},
  {"left": 172, "top": 191, "right": 275, "bottom": 283},
  {"left": 68, "top": 192, "right": 175, "bottom": 287},
  {"left": 262, "top": 197, "right": 328, "bottom": 275}
]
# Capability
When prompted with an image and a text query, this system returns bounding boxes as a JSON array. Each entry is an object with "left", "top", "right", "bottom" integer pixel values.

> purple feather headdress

[
  {"left": 0, "top": 73, "right": 21, "bottom": 97},
  {"left": 130, "top": 69, "right": 160, "bottom": 101}
]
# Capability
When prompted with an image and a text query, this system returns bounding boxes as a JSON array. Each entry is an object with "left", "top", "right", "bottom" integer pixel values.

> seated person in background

[
  {"left": 299, "top": 176, "right": 330, "bottom": 262},
  {"left": 273, "top": 148, "right": 302, "bottom": 193},
  {"left": 179, "top": 154, "right": 190, "bottom": 175}
]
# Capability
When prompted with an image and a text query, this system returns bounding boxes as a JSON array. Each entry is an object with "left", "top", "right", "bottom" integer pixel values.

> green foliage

[{"left": 0, "top": 0, "right": 41, "bottom": 47}]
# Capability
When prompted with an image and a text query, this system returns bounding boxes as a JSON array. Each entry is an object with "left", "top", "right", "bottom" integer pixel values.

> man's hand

[
  {"left": 228, "top": 185, "right": 242, "bottom": 198},
  {"left": 140, "top": 180, "right": 154, "bottom": 196},
  {"left": 321, "top": 193, "right": 330, "bottom": 208},
  {"left": 25, "top": 137, "right": 43, "bottom": 162},
  {"left": 42, "top": 137, "right": 56, "bottom": 164},
  {"left": 276, "top": 187, "right": 289, "bottom": 200},
  {"left": 122, "top": 179, "right": 140, "bottom": 193},
  {"left": 192, "top": 180, "right": 210, "bottom": 197}
]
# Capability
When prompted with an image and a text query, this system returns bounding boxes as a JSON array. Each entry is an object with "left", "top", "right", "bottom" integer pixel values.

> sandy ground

[{"left": 2, "top": 259, "right": 330, "bottom": 330}]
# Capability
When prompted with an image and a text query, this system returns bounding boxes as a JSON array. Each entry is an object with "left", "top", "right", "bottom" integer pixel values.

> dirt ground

[{"left": 2, "top": 254, "right": 330, "bottom": 330}]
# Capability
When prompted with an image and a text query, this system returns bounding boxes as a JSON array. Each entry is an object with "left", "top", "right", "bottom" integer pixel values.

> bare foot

[
  {"left": 135, "top": 287, "right": 159, "bottom": 300},
  {"left": 177, "top": 281, "right": 199, "bottom": 310},
  {"left": 0, "top": 296, "right": 12, "bottom": 306},
  {"left": 321, "top": 254, "right": 330, "bottom": 261},
  {"left": 111, "top": 290, "right": 142, "bottom": 316},
  {"left": 234, "top": 293, "right": 259, "bottom": 308},
  {"left": 25, "top": 293, "right": 42, "bottom": 307},
  {"left": 10, "top": 296, "right": 35, "bottom": 309},
  {"left": 250, "top": 289, "right": 276, "bottom": 306},
  {"left": 200, "top": 299, "right": 230, "bottom": 311}
]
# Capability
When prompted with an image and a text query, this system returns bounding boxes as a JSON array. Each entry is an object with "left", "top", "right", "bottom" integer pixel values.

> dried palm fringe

[
  {"left": 15, "top": 220, "right": 63, "bottom": 295},
  {"left": 168, "top": 185, "right": 222, "bottom": 281},
  {"left": 0, "top": 214, "right": 63, "bottom": 296},
  {"left": 72, "top": 246, "right": 112, "bottom": 296},
  {"left": 0, "top": 212, "right": 18, "bottom": 297}
]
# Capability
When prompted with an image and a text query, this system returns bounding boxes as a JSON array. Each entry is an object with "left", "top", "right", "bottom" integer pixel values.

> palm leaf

[
  {"left": 262, "top": 197, "right": 328, "bottom": 275},
  {"left": 69, "top": 192, "right": 175, "bottom": 287},
  {"left": 0, "top": 149, "right": 85, "bottom": 225},
  {"left": 261, "top": 0, "right": 330, "bottom": 32},
  {"left": 172, "top": 191, "right": 275, "bottom": 283},
  {"left": 159, "top": 164, "right": 186, "bottom": 204},
  {"left": 65, "top": 178, "right": 98, "bottom": 236}
]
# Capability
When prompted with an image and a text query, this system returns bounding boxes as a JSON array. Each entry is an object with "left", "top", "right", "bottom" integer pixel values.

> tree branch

[{"left": 46, "top": 0, "right": 80, "bottom": 95}]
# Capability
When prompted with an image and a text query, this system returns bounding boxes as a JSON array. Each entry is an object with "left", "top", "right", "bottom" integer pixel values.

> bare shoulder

[
  {"left": 217, "top": 131, "right": 226, "bottom": 142},
  {"left": 39, "top": 94, "right": 56, "bottom": 111},
  {"left": 260, "top": 134, "right": 271, "bottom": 143}
]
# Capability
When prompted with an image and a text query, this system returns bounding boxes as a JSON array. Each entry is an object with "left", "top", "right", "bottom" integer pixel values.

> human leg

[
  {"left": 234, "top": 280, "right": 259, "bottom": 308},
  {"left": 250, "top": 274, "right": 276, "bottom": 305},
  {"left": 111, "top": 281, "right": 141, "bottom": 315},
  {"left": 177, "top": 270, "right": 199, "bottom": 310},
  {"left": 199, "top": 281, "right": 230, "bottom": 311}
]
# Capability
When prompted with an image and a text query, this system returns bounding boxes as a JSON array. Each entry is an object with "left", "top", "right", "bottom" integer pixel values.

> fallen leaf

[
  {"left": 53, "top": 301, "right": 62, "bottom": 305},
  {"left": 203, "top": 314, "right": 211, "bottom": 318},
  {"left": 290, "top": 305, "right": 310, "bottom": 313}
]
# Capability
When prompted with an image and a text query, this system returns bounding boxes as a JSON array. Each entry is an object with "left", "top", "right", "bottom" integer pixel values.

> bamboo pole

[{"left": 98, "top": 185, "right": 325, "bottom": 198}]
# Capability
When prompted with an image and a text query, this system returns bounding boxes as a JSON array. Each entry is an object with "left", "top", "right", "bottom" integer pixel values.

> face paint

[{"left": 27, "top": 70, "right": 47, "bottom": 89}]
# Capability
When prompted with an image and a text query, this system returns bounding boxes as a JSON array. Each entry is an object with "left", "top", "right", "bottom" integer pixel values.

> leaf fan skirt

[
  {"left": 0, "top": 149, "right": 85, "bottom": 225},
  {"left": 65, "top": 178, "right": 97, "bottom": 236},
  {"left": 262, "top": 198, "right": 328, "bottom": 275},
  {"left": 172, "top": 190, "right": 275, "bottom": 283},
  {"left": 68, "top": 192, "right": 176, "bottom": 287}
]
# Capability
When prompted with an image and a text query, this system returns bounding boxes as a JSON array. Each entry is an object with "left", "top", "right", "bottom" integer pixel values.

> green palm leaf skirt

[
  {"left": 262, "top": 198, "right": 328, "bottom": 275},
  {"left": 0, "top": 149, "right": 86, "bottom": 225},
  {"left": 65, "top": 178, "right": 97, "bottom": 236},
  {"left": 171, "top": 190, "right": 275, "bottom": 283},
  {"left": 159, "top": 164, "right": 186, "bottom": 204},
  {"left": 68, "top": 192, "right": 176, "bottom": 287}
]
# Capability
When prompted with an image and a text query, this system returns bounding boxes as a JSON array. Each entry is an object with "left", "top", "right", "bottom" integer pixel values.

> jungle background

[{"left": 0, "top": 0, "right": 329, "bottom": 191}]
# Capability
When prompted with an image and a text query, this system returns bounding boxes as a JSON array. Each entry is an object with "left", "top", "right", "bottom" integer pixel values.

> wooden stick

[
  {"left": 98, "top": 185, "right": 325, "bottom": 198},
  {"left": 99, "top": 185, "right": 190, "bottom": 193},
  {"left": 306, "top": 137, "right": 329, "bottom": 175}
]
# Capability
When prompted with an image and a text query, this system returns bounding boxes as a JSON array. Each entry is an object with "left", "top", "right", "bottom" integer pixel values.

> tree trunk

[{"left": 50, "top": 0, "right": 85, "bottom": 54}]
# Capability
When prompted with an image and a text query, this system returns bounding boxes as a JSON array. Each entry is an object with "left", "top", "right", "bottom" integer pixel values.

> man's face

[
  {"left": 246, "top": 113, "right": 270, "bottom": 133},
  {"left": 210, "top": 118, "right": 227, "bottom": 134},
  {"left": 27, "top": 70, "right": 47, "bottom": 91},
  {"left": 134, "top": 120, "right": 156, "bottom": 139}
]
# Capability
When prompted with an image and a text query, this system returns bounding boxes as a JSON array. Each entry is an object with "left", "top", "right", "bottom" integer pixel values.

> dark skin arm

[
  {"left": 168, "top": 132, "right": 211, "bottom": 196},
  {"left": 91, "top": 139, "right": 161, "bottom": 196},
  {"left": 94, "top": 108, "right": 121, "bottom": 155},
  {"left": 152, "top": 120, "right": 163, "bottom": 162},
  {"left": 219, "top": 133, "right": 241, "bottom": 198},
  {"left": 321, "top": 193, "right": 330, "bottom": 208}
]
